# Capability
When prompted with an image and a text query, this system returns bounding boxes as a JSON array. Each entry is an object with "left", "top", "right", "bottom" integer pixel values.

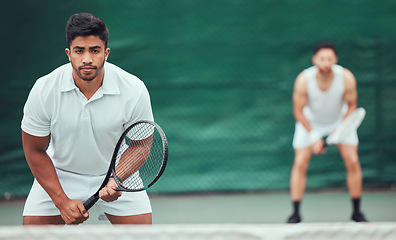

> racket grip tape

[
  {"left": 83, "top": 195, "right": 99, "bottom": 211},
  {"left": 322, "top": 137, "right": 328, "bottom": 148}
]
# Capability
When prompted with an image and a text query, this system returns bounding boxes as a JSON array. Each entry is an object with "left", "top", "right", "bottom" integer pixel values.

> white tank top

[{"left": 303, "top": 64, "right": 347, "bottom": 123}]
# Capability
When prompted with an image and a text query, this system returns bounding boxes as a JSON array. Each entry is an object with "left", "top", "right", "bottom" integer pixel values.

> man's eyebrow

[{"left": 72, "top": 45, "right": 102, "bottom": 50}]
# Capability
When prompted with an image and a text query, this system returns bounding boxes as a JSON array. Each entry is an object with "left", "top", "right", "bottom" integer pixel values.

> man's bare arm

[
  {"left": 292, "top": 73, "right": 325, "bottom": 154},
  {"left": 343, "top": 68, "right": 358, "bottom": 118},
  {"left": 22, "top": 131, "right": 88, "bottom": 224},
  {"left": 292, "top": 73, "right": 311, "bottom": 132}
]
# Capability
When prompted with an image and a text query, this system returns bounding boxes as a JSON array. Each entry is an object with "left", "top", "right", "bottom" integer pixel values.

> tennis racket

[
  {"left": 83, "top": 120, "right": 168, "bottom": 211},
  {"left": 324, "top": 107, "right": 366, "bottom": 146}
]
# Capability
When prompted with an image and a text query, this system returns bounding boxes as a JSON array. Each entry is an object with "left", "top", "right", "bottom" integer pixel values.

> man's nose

[{"left": 82, "top": 52, "right": 93, "bottom": 64}]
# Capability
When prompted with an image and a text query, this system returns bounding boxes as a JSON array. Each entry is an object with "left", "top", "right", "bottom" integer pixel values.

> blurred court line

[{"left": 1, "top": 190, "right": 395, "bottom": 225}]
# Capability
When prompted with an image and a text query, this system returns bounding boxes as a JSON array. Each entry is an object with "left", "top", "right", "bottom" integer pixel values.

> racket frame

[
  {"left": 83, "top": 120, "right": 168, "bottom": 210},
  {"left": 112, "top": 120, "right": 168, "bottom": 192},
  {"left": 324, "top": 107, "right": 366, "bottom": 146}
]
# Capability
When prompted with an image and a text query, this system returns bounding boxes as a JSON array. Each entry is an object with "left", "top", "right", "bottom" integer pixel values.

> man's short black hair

[
  {"left": 314, "top": 40, "right": 336, "bottom": 55},
  {"left": 66, "top": 13, "right": 109, "bottom": 49}
]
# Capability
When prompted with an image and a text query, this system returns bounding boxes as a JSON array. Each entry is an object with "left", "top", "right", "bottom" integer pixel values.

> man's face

[
  {"left": 65, "top": 35, "right": 110, "bottom": 82},
  {"left": 312, "top": 48, "right": 337, "bottom": 74}
]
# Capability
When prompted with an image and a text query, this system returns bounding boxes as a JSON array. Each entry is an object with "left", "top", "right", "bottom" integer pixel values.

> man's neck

[
  {"left": 73, "top": 73, "right": 104, "bottom": 100},
  {"left": 315, "top": 70, "right": 334, "bottom": 91},
  {"left": 316, "top": 70, "right": 334, "bottom": 83}
]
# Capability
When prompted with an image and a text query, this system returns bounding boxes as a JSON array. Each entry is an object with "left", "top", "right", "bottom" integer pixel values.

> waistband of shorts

[{"left": 55, "top": 167, "right": 106, "bottom": 177}]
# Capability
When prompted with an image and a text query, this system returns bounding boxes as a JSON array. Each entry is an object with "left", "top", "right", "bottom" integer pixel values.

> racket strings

[{"left": 114, "top": 122, "right": 165, "bottom": 190}]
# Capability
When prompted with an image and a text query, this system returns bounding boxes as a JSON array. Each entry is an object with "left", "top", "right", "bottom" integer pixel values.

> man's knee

[
  {"left": 23, "top": 216, "right": 65, "bottom": 225},
  {"left": 293, "top": 150, "right": 311, "bottom": 172},
  {"left": 105, "top": 213, "right": 152, "bottom": 224},
  {"left": 344, "top": 154, "right": 361, "bottom": 172}
]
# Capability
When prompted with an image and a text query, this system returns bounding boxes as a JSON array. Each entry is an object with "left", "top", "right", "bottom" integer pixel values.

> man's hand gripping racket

[
  {"left": 83, "top": 120, "right": 168, "bottom": 211},
  {"left": 324, "top": 107, "right": 366, "bottom": 147}
]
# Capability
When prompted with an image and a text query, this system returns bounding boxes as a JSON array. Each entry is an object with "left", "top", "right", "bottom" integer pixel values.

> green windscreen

[{"left": 1, "top": 0, "right": 395, "bottom": 197}]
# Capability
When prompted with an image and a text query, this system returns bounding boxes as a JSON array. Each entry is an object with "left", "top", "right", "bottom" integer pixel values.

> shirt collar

[
  {"left": 101, "top": 62, "right": 120, "bottom": 95},
  {"left": 61, "top": 62, "right": 120, "bottom": 95},
  {"left": 61, "top": 63, "right": 77, "bottom": 92}
]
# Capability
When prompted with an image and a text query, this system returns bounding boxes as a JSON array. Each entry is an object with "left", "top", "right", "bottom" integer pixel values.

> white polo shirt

[{"left": 21, "top": 62, "right": 154, "bottom": 175}]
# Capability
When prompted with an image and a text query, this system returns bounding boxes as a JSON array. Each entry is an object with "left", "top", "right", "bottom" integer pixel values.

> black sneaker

[
  {"left": 287, "top": 213, "right": 301, "bottom": 223},
  {"left": 351, "top": 212, "right": 368, "bottom": 222}
]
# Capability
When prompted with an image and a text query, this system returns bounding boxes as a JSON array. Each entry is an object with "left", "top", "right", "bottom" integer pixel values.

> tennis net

[{"left": 1, "top": 223, "right": 395, "bottom": 240}]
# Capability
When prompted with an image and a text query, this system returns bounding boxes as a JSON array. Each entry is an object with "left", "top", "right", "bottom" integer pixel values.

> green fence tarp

[{"left": 1, "top": 0, "right": 395, "bottom": 196}]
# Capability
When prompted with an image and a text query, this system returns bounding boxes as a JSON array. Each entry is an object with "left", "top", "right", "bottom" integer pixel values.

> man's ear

[
  {"left": 65, "top": 48, "right": 71, "bottom": 61},
  {"left": 105, "top": 48, "right": 110, "bottom": 61}
]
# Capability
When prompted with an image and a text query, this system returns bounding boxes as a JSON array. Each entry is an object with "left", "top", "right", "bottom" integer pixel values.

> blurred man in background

[{"left": 287, "top": 40, "right": 367, "bottom": 223}]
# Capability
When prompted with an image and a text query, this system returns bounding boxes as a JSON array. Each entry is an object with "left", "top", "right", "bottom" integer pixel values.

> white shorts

[
  {"left": 23, "top": 168, "right": 152, "bottom": 219},
  {"left": 292, "top": 120, "right": 359, "bottom": 149}
]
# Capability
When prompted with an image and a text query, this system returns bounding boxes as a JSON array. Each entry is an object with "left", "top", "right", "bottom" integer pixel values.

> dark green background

[{"left": 1, "top": 0, "right": 395, "bottom": 197}]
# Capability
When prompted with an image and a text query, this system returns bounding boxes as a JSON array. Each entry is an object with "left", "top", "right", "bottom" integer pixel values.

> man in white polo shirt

[{"left": 21, "top": 13, "right": 154, "bottom": 225}]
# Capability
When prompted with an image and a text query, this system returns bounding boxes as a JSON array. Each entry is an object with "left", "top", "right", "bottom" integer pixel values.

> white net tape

[{"left": 0, "top": 223, "right": 395, "bottom": 240}]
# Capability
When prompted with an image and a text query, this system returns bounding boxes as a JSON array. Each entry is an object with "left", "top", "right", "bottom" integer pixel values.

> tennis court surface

[{"left": 1, "top": 190, "right": 395, "bottom": 225}]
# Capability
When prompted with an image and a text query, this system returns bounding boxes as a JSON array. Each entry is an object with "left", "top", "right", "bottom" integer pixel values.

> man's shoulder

[
  {"left": 332, "top": 64, "right": 345, "bottom": 74},
  {"left": 36, "top": 63, "right": 72, "bottom": 86},
  {"left": 302, "top": 66, "right": 317, "bottom": 77},
  {"left": 105, "top": 62, "right": 146, "bottom": 89},
  {"left": 29, "top": 63, "right": 72, "bottom": 103},
  {"left": 332, "top": 64, "right": 355, "bottom": 84},
  {"left": 294, "top": 71, "right": 308, "bottom": 94}
]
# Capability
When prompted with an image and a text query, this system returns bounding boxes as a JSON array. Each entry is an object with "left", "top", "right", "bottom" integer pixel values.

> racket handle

[
  {"left": 83, "top": 194, "right": 99, "bottom": 211},
  {"left": 322, "top": 137, "right": 328, "bottom": 148}
]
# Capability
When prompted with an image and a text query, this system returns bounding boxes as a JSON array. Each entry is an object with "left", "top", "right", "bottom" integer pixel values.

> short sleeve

[
  {"left": 21, "top": 82, "right": 51, "bottom": 137},
  {"left": 124, "top": 83, "right": 154, "bottom": 129}
]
